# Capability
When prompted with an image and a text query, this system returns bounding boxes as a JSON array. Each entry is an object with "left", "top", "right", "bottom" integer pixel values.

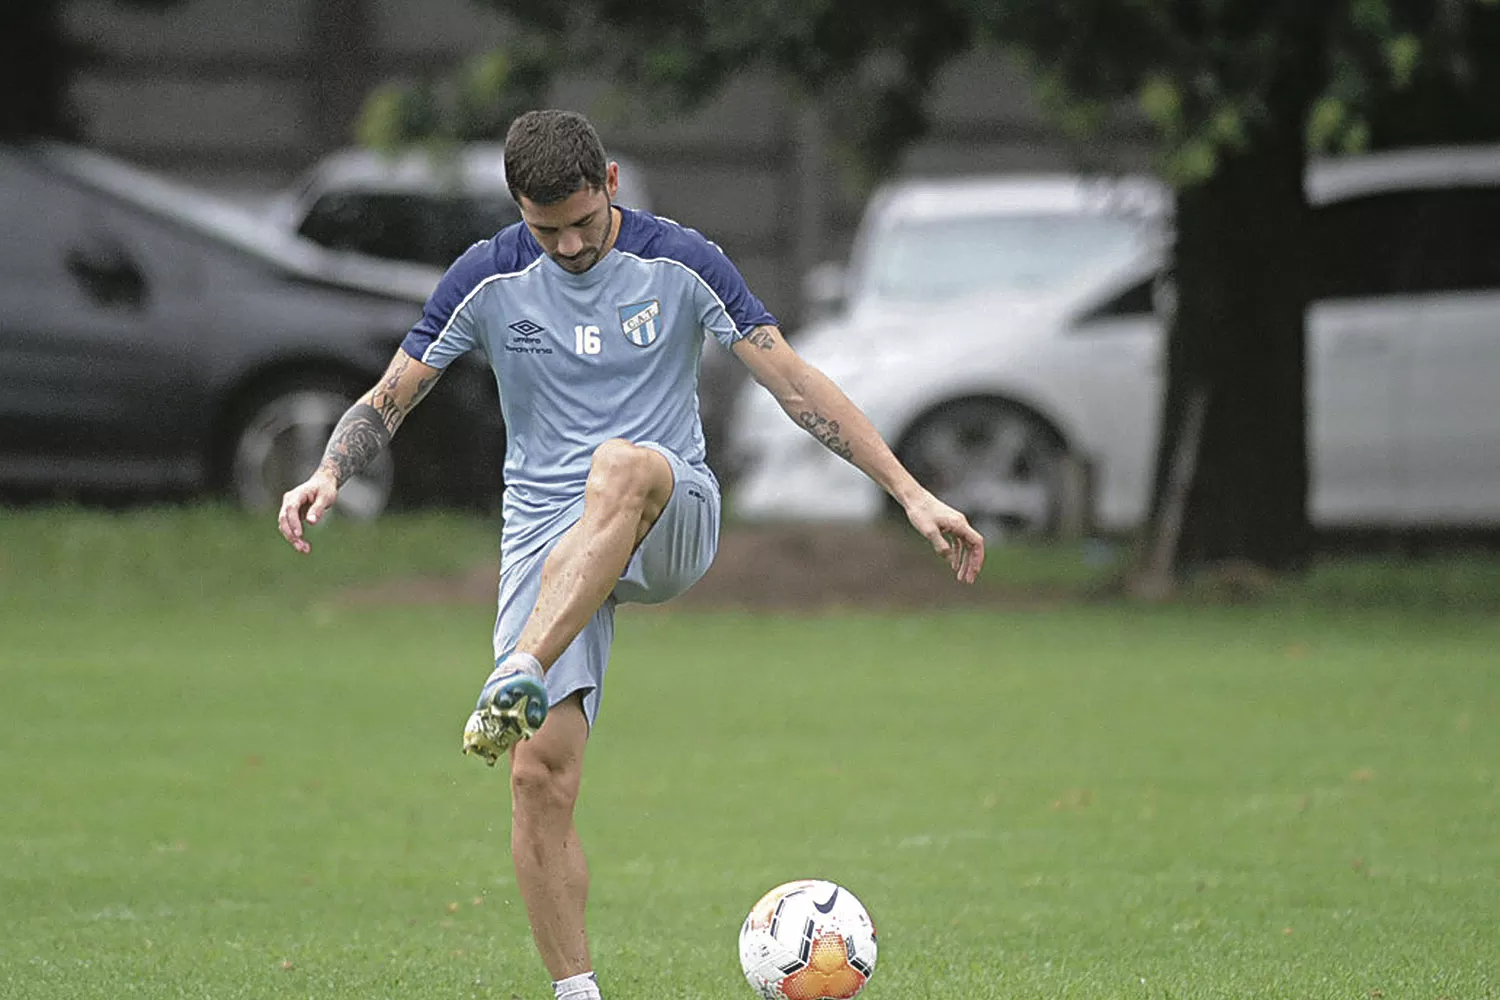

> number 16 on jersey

[{"left": 574, "top": 324, "right": 602, "bottom": 355}]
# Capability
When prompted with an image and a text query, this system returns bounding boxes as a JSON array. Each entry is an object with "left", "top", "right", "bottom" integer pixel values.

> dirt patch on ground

[
  {"left": 333, "top": 523, "right": 1070, "bottom": 612},
  {"left": 672, "top": 523, "right": 1059, "bottom": 611}
]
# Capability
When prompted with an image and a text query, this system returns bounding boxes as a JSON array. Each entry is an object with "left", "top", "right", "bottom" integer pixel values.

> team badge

[{"left": 618, "top": 299, "right": 661, "bottom": 347}]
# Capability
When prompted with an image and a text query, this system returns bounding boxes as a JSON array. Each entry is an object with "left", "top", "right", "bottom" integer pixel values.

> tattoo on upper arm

[
  {"left": 319, "top": 403, "right": 391, "bottom": 485},
  {"left": 745, "top": 326, "right": 777, "bottom": 350},
  {"left": 797, "top": 410, "right": 855, "bottom": 461}
]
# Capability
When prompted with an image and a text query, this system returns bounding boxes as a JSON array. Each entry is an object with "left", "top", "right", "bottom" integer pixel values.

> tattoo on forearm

[
  {"left": 372, "top": 393, "right": 404, "bottom": 433},
  {"left": 369, "top": 356, "right": 441, "bottom": 436},
  {"left": 318, "top": 403, "right": 391, "bottom": 485},
  {"left": 797, "top": 410, "right": 855, "bottom": 461},
  {"left": 372, "top": 354, "right": 413, "bottom": 434},
  {"left": 381, "top": 354, "right": 408, "bottom": 390},
  {"left": 746, "top": 326, "right": 776, "bottom": 350},
  {"left": 412, "top": 372, "right": 440, "bottom": 406}
]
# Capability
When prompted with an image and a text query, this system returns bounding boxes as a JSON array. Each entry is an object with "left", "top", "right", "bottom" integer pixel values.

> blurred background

[
  {"left": 5, "top": 9, "right": 1500, "bottom": 995},
  {"left": 4, "top": 0, "right": 1500, "bottom": 588},
  {"left": 3, "top": 0, "right": 1157, "bottom": 520},
  {"left": 45, "top": 0, "right": 1154, "bottom": 318}
]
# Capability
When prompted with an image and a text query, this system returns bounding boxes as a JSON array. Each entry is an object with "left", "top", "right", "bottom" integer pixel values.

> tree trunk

[
  {"left": 1155, "top": 135, "right": 1312, "bottom": 574},
  {"left": 1132, "top": 3, "right": 1339, "bottom": 584}
]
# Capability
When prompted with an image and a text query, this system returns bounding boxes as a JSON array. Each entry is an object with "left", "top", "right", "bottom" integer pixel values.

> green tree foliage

[
  {"left": 358, "top": 40, "right": 554, "bottom": 155},
  {"left": 368, "top": 1, "right": 1498, "bottom": 183},
  {"left": 363, "top": 1, "right": 982, "bottom": 178},
  {"left": 979, "top": 0, "right": 1500, "bottom": 184},
  {"left": 372, "top": 0, "right": 1500, "bottom": 576}
]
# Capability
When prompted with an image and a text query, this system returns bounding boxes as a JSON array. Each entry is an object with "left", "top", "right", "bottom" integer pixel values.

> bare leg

[
  {"left": 510, "top": 693, "right": 592, "bottom": 980},
  {"left": 462, "top": 440, "right": 674, "bottom": 765},
  {"left": 516, "top": 439, "right": 673, "bottom": 671}
]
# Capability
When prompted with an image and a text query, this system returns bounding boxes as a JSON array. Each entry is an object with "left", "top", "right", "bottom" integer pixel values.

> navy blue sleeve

[
  {"left": 632, "top": 214, "right": 777, "bottom": 344},
  {"left": 400, "top": 240, "right": 494, "bottom": 367},
  {"left": 401, "top": 226, "right": 540, "bottom": 367},
  {"left": 692, "top": 237, "right": 777, "bottom": 344}
]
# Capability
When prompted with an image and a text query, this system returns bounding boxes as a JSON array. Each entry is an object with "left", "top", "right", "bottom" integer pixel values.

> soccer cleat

[{"left": 461, "top": 667, "right": 548, "bottom": 765}]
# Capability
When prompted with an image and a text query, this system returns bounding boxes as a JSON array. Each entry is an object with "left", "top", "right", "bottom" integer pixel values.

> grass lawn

[{"left": 1, "top": 506, "right": 1497, "bottom": 999}]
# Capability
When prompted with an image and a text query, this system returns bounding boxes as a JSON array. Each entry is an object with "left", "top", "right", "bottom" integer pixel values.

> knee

[
  {"left": 585, "top": 439, "right": 664, "bottom": 510},
  {"left": 510, "top": 746, "right": 581, "bottom": 822}
]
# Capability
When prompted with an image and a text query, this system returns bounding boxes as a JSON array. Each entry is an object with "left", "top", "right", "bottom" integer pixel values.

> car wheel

[
  {"left": 898, "top": 399, "right": 1067, "bottom": 542},
  {"left": 227, "top": 380, "right": 394, "bottom": 520}
]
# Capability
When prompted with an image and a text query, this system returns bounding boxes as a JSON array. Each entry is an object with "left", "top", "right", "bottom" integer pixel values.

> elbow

[
  {"left": 763, "top": 361, "right": 816, "bottom": 413},
  {"left": 770, "top": 381, "right": 810, "bottom": 419}
]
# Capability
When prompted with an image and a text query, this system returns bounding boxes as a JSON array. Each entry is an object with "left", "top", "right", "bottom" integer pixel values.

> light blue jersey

[{"left": 401, "top": 207, "right": 776, "bottom": 556}]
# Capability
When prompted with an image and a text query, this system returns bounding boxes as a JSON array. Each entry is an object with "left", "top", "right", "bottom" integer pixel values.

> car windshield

[{"left": 861, "top": 213, "right": 1152, "bottom": 303}]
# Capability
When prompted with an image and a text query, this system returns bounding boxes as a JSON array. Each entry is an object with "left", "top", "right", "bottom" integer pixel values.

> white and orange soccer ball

[{"left": 738, "top": 879, "right": 878, "bottom": 1000}]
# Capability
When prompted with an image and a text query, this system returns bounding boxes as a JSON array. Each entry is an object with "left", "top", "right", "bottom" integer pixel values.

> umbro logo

[{"left": 505, "top": 317, "right": 553, "bottom": 355}]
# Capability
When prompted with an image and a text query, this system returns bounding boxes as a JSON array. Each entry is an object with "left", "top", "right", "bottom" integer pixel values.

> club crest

[{"left": 618, "top": 299, "right": 661, "bottom": 347}]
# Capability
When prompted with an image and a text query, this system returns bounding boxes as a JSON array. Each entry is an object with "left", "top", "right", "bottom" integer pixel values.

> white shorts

[{"left": 491, "top": 442, "right": 720, "bottom": 726}]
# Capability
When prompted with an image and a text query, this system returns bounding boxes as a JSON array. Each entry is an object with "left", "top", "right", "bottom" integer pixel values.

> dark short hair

[{"left": 503, "top": 110, "right": 608, "bottom": 206}]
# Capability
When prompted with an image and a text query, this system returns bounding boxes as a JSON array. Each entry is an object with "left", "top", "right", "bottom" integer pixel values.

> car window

[
  {"left": 1310, "top": 187, "right": 1500, "bottom": 300},
  {"left": 1397, "top": 187, "right": 1500, "bottom": 294},
  {"left": 1310, "top": 193, "right": 1421, "bottom": 299},
  {"left": 297, "top": 191, "right": 522, "bottom": 268},
  {"left": 1078, "top": 276, "right": 1158, "bottom": 322},
  {"left": 859, "top": 213, "right": 1152, "bottom": 304}
]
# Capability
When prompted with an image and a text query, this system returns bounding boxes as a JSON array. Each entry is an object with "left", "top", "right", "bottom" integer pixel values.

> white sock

[
  {"left": 497, "top": 651, "right": 544, "bottom": 681},
  {"left": 552, "top": 970, "right": 600, "bottom": 1000}
]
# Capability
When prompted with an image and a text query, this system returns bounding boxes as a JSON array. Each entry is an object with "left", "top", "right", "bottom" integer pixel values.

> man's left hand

[{"left": 905, "top": 494, "right": 985, "bottom": 584}]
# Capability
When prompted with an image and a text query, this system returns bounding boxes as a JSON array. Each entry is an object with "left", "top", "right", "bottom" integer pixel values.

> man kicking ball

[{"left": 278, "top": 108, "right": 984, "bottom": 1000}]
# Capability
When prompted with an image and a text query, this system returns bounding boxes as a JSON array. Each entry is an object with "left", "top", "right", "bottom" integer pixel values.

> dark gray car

[{"left": 0, "top": 142, "right": 503, "bottom": 516}]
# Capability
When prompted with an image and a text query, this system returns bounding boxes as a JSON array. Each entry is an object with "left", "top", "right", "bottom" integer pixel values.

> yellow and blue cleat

[{"left": 461, "top": 662, "right": 548, "bottom": 765}]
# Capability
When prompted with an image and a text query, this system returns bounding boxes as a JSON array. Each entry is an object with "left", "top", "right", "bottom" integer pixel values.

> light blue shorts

[{"left": 491, "top": 442, "right": 720, "bottom": 727}]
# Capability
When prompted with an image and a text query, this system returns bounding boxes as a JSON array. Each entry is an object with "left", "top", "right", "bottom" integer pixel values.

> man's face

[{"left": 518, "top": 161, "right": 620, "bottom": 274}]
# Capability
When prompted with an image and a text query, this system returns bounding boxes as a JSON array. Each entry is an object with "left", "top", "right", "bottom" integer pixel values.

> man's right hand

[{"left": 278, "top": 469, "right": 339, "bottom": 554}]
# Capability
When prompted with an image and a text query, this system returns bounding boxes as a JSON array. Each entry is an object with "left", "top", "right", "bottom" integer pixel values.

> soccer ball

[{"left": 738, "top": 879, "right": 878, "bottom": 1000}]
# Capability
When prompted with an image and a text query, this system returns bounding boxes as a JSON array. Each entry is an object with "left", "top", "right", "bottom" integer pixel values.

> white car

[
  {"left": 730, "top": 146, "right": 1500, "bottom": 539},
  {"left": 269, "top": 142, "right": 653, "bottom": 271}
]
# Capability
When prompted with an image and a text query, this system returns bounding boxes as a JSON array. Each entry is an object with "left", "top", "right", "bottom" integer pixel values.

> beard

[
  {"left": 551, "top": 208, "right": 613, "bottom": 272},
  {"left": 554, "top": 247, "right": 600, "bottom": 272}
]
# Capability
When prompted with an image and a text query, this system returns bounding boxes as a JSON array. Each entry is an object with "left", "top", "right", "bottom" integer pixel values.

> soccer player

[{"left": 277, "top": 109, "right": 984, "bottom": 1000}]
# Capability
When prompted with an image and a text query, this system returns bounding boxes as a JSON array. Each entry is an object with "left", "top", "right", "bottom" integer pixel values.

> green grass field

[{"left": 2, "top": 507, "right": 1498, "bottom": 999}]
